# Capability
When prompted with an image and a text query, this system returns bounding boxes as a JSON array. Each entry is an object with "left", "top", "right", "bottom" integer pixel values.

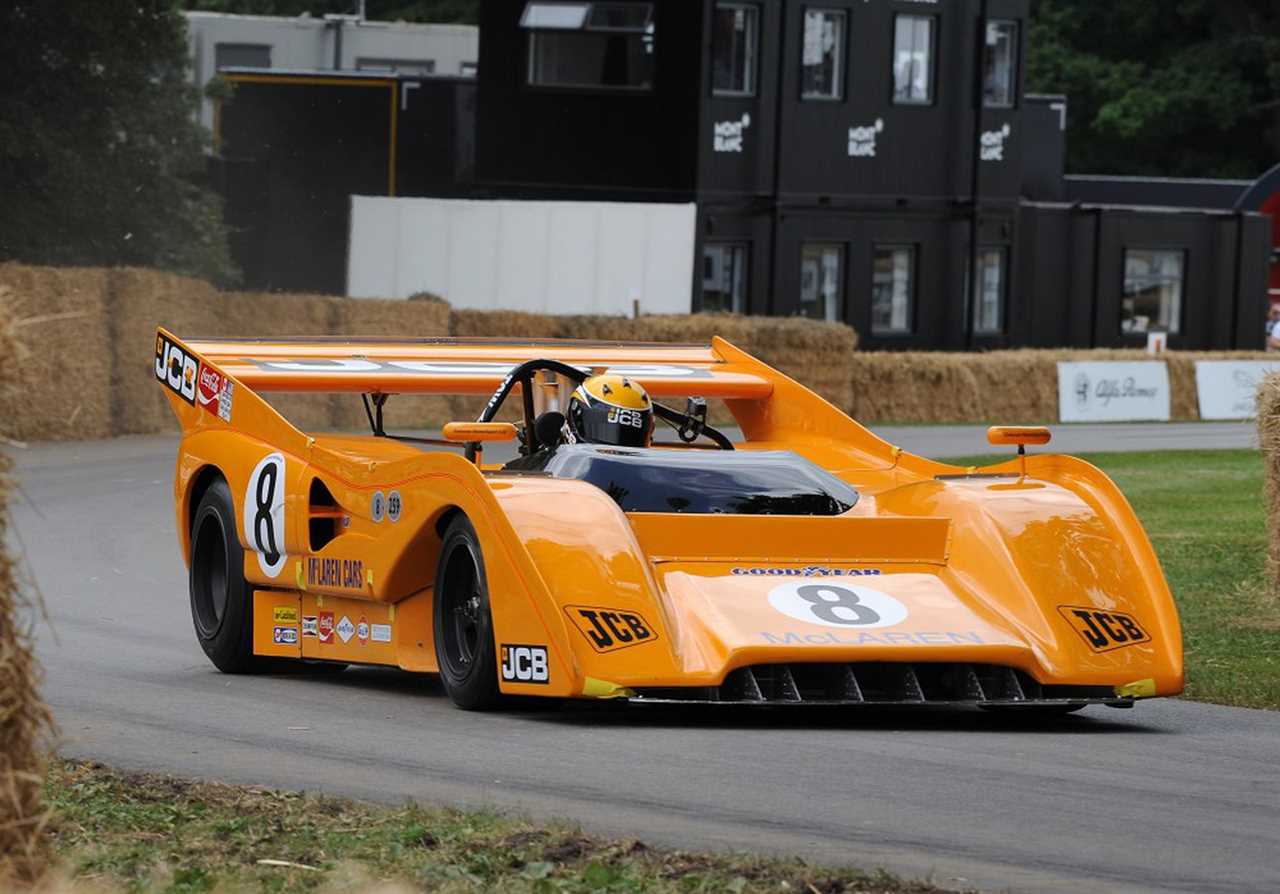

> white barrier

[
  {"left": 347, "top": 196, "right": 697, "bottom": 316},
  {"left": 1057, "top": 362, "right": 1171, "bottom": 423},
  {"left": 1195, "top": 361, "right": 1280, "bottom": 420}
]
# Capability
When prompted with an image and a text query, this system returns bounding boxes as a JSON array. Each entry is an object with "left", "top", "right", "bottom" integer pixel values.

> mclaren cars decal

[{"left": 761, "top": 630, "right": 987, "bottom": 645}]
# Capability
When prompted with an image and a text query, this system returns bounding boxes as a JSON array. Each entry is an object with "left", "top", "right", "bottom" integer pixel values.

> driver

[{"left": 565, "top": 374, "right": 654, "bottom": 448}]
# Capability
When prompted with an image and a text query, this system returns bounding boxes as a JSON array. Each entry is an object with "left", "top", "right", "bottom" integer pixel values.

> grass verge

[
  {"left": 942, "top": 449, "right": 1279, "bottom": 710},
  {"left": 45, "top": 760, "right": 951, "bottom": 894}
]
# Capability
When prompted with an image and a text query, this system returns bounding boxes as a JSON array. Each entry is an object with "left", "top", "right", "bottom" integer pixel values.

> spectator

[{"left": 1269, "top": 306, "right": 1280, "bottom": 352}]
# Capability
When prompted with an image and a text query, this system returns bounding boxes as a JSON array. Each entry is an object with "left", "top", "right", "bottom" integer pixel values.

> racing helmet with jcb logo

[{"left": 566, "top": 373, "right": 654, "bottom": 448}]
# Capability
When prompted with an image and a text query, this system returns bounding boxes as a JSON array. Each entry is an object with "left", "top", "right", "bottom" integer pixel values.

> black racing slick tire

[
  {"left": 189, "top": 478, "right": 258, "bottom": 673},
  {"left": 433, "top": 515, "right": 502, "bottom": 710}
]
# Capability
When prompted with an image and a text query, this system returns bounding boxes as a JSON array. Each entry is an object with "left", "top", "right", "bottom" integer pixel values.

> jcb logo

[
  {"left": 1059, "top": 606, "right": 1150, "bottom": 653},
  {"left": 606, "top": 407, "right": 644, "bottom": 429},
  {"left": 566, "top": 606, "right": 657, "bottom": 653},
  {"left": 500, "top": 644, "right": 549, "bottom": 684},
  {"left": 155, "top": 335, "right": 198, "bottom": 405}
]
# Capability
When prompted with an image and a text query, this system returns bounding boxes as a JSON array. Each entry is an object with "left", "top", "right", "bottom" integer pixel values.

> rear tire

[
  {"left": 189, "top": 478, "right": 257, "bottom": 673},
  {"left": 433, "top": 515, "right": 502, "bottom": 710}
]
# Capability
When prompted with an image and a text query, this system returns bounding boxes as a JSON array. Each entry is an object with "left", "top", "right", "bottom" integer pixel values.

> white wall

[
  {"left": 348, "top": 197, "right": 697, "bottom": 316},
  {"left": 185, "top": 12, "right": 478, "bottom": 131}
]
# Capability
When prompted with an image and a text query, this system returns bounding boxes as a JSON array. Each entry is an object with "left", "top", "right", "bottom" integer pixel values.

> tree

[
  {"left": 0, "top": 0, "right": 236, "bottom": 283},
  {"left": 1027, "top": 0, "right": 1280, "bottom": 178}
]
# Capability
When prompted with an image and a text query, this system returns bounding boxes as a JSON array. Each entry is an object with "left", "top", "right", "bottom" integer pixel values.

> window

[
  {"left": 711, "top": 3, "right": 758, "bottom": 96},
  {"left": 1122, "top": 249, "right": 1184, "bottom": 335},
  {"left": 801, "top": 9, "right": 846, "bottom": 100},
  {"left": 983, "top": 20, "right": 1018, "bottom": 108},
  {"left": 356, "top": 58, "right": 436, "bottom": 76},
  {"left": 800, "top": 244, "right": 844, "bottom": 322},
  {"left": 892, "top": 15, "right": 934, "bottom": 104},
  {"left": 522, "top": 2, "right": 655, "bottom": 90},
  {"left": 215, "top": 43, "right": 271, "bottom": 70},
  {"left": 968, "top": 247, "right": 1007, "bottom": 335},
  {"left": 872, "top": 246, "right": 914, "bottom": 335},
  {"left": 701, "top": 243, "right": 749, "bottom": 313}
]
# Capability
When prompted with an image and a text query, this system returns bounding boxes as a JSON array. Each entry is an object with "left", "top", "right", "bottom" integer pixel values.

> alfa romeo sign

[{"left": 1057, "top": 362, "right": 1171, "bottom": 423}]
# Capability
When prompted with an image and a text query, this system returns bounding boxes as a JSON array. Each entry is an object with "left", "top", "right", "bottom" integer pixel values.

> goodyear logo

[
  {"left": 565, "top": 606, "right": 657, "bottom": 653},
  {"left": 307, "top": 557, "right": 365, "bottom": 591},
  {"left": 1059, "top": 606, "right": 1150, "bottom": 652}
]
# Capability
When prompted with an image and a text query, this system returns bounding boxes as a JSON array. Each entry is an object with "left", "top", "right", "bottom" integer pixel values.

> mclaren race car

[{"left": 156, "top": 329, "right": 1183, "bottom": 712}]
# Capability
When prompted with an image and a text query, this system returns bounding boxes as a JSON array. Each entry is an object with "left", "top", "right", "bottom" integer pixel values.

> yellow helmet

[{"left": 567, "top": 374, "right": 654, "bottom": 448}]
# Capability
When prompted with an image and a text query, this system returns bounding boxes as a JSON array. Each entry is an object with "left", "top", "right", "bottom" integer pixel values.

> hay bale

[
  {"left": 0, "top": 264, "right": 114, "bottom": 441},
  {"left": 107, "top": 267, "right": 224, "bottom": 436},
  {"left": 339, "top": 298, "right": 454, "bottom": 431},
  {"left": 451, "top": 309, "right": 560, "bottom": 339},
  {"left": 220, "top": 290, "right": 344, "bottom": 431},
  {"left": 1258, "top": 373, "right": 1280, "bottom": 589},
  {"left": 745, "top": 317, "right": 858, "bottom": 411},
  {"left": 0, "top": 301, "right": 53, "bottom": 881}
]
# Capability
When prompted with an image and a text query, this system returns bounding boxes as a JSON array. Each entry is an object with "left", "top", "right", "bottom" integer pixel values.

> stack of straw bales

[
  {"left": 1258, "top": 373, "right": 1280, "bottom": 590},
  {"left": 0, "top": 298, "right": 52, "bottom": 884}
]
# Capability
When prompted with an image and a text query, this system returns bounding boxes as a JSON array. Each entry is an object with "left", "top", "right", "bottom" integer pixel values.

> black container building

[{"left": 211, "top": 0, "right": 1273, "bottom": 349}]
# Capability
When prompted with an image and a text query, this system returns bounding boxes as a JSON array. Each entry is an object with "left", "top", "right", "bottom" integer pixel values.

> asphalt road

[{"left": 13, "top": 430, "right": 1280, "bottom": 894}]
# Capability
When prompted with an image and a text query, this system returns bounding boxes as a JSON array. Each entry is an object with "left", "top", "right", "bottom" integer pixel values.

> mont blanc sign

[{"left": 1057, "top": 362, "right": 1171, "bottom": 423}]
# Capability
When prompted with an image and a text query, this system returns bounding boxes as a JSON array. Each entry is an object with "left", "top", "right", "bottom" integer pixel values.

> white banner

[
  {"left": 1057, "top": 362, "right": 1171, "bottom": 423},
  {"left": 1195, "top": 361, "right": 1280, "bottom": 420}
]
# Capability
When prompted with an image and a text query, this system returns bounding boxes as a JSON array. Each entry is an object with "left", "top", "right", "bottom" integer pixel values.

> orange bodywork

[{"left": 157, "top": 329, "right": 1183, "bottom": 703}]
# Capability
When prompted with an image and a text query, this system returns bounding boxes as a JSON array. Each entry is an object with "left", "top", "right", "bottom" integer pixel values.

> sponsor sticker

[
  {"left": 272, "top": 626, "right": 299, "bottom": 645},
  {"left": 301, "top": 615, "right": 319, "bottom": 638},
  {"left": 196, "top": 363, "right": 234, "bottom": 422},
  {"left": 336, "top": 615, "right": 355, "bottom": 644},
  {"left": 371, "top": 623, "right": 392, "bottom": 643},
  {"left": 1059, "top": 606, "right": 1150, "bottom": 653},
  {"left": 371, "top": 491, "right": 386, "bottom": 523},
  {"left": 565, "top": 606, "right": 657, "bottom": 653},
  {"left": 318, "top": 611, "right": 335, "bottom": 644},
  {"left": 732, "top": 566, "right": 882, "bottom": 577},
  {"left": 273, "top": 605, "right": 299, "bottom": 625},
  {"left": 356, "top": 615, "right": 369, "bottom": 645},
  {"left": 387, "top": 490, "right": 402, "bottom": 523},
  {"left": 500, "top": 644, "right": 549, "bottom": 684},
  {"left": 306, "top": 557, "right": 365, "bottom": 591},
  {"left": 767, "top": 581, "right": 908, "bottom": 629},
  {"left": 155, "top": 335, "right": 198, "bottom": 405}
]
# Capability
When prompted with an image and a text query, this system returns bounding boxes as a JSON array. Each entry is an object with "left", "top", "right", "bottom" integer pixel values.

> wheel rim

[
  {"left": 440, "top": 542, "right": 482, "bottom": 681},
  {"left": 191, "top": 511, "right": 230, "bottom": 638}
]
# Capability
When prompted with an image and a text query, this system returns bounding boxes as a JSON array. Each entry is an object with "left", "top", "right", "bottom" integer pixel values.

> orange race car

[{"left": 156, "top": 328, "right": 1183, "bottom": 713}]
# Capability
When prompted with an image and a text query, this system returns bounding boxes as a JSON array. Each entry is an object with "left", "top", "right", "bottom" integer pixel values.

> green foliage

[
  {"left": 0, "top": 0, "right": 237, "bottom": 284},
  {"left": 1027, "top": 0, "right": 1280, "bottom": 177},
  {"left": 182, "top": 0, "right": 479, "bottom": 24}
]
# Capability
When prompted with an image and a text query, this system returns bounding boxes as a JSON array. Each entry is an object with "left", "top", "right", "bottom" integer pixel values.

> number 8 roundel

[{"left": 244, "top": 452, "right": 287, "bottom": 577}]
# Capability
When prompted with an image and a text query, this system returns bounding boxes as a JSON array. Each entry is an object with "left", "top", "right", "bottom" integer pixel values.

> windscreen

[{"left": 544, "top": 445, "right": 858, "bottom": 515}]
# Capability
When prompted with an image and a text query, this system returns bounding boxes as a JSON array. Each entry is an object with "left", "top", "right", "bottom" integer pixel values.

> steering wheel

[{"left": 466, "top": 359, "right": 735, "bottom": 462}]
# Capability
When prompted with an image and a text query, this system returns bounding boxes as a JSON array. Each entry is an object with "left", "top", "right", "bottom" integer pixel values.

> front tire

[
  {"left": 189, "top": 478, "right": 257, "bottom": 673},
  {"left": 433, "top": 514, "right": 501, "bottom": 710}
]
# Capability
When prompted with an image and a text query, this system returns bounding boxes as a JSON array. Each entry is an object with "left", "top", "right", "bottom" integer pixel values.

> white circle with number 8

[{"left": 767, "top": 581, "right": 908, "bottom": 629}]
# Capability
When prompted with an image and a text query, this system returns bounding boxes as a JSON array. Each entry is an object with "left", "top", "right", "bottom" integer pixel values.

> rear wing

[{"left": 179, "top": 334, "right": 774, "bottom": 401}]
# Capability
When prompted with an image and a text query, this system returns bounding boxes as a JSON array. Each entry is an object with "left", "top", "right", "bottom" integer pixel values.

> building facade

[
  {"left": 210, "top": 0, "right": 1273, "bottom": 350},
  {"left": 185, "top": 11, "right": 478, "bottom": 130}
]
